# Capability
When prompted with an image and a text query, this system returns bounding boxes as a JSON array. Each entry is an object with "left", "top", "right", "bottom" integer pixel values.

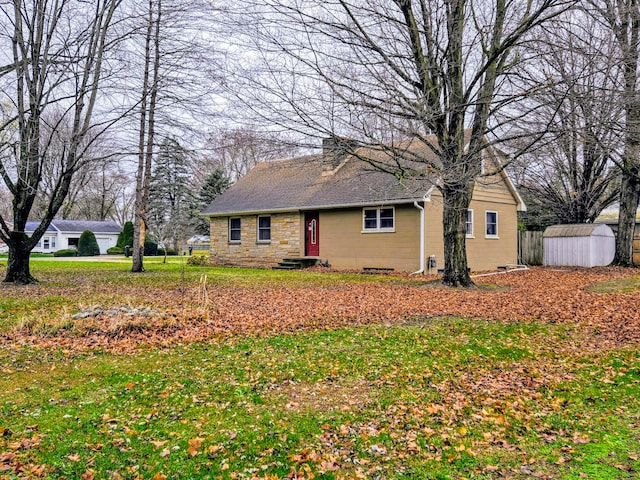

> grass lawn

[{"left": 0, "top": 259, "right": 638, "bottom": 479}]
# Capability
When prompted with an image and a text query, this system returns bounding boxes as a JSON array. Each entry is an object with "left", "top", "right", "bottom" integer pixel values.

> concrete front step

[{"left": 272, "top": 257, "right": 320, "bottom": 270}]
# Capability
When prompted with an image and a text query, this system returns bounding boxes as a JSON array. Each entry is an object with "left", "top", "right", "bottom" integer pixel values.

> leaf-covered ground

[
  {"left": 1, "top": 265, "right": 638, "bottom": 354},
  {"left": 0, "top": 262, "right": 638, "bottom": 479}
]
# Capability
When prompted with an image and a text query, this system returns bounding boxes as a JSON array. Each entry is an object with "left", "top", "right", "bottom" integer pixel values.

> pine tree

[
  {"left": 147, "top": 138, "right": 194, "bottom": 251},
  {"left": 192, "top": 168, "right": 230, "bottom": 235},
  {"left": 116, "top": 221, "right": 134, "bottom": 249}
]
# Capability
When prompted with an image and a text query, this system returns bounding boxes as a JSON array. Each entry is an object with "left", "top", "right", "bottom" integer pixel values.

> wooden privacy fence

[{"left": 518, "top": 230, "right": 543, "bottom": 266}]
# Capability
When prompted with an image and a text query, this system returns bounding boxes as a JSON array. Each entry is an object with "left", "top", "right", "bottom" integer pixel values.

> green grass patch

[
  {"left": 0, "top": 261, "right": 638, "bottom": 478},
  {"left": 1, "top": 320, "right": 638, "bottom": 479},
  {"left": 587, "top": 275, "right": 640, "bottom": 293}
]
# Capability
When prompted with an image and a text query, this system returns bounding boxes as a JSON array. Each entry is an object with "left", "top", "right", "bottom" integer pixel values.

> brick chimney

[{"left": 322, "top": 137, "right": 359, "bottom": 175}]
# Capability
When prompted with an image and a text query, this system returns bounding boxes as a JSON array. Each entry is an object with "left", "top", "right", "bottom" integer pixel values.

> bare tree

[
  {"left": 511, "top": 10, "right": 621, "bottom": 229},
  {"left": 131, "top": 0, "right": 161, "bottom": 273},
  {"left": 126, "top": 0, "right": 224, "bottom": 272},
  {"left": 226, "top": 0, "right": 573, "bottom": 286},
  {"left": 0, "top": 0, "right": 123, "bottom": 283},
  {"left": 586, "top": 0, "right": 640, "bottom": 266},
  {"left": 28, "top": 112, "right": 125, "bottom": 221},
  {"left": 67, "top": 161, "right": 131, "bottom": 221},
  {"left": 204, "top": 127, "right": 301, "bottom": 183}
]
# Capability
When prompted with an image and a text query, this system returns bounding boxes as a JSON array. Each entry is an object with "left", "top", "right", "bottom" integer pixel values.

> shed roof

[{"left": 543, "top": 223, "right": 614, "bottom": 238}]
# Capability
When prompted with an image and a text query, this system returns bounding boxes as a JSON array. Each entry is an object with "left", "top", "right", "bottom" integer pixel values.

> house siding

[
  {"left": 209, "top": 212, "right": 302, "bottom": 267},
  {"left": 319, "top": 205, "right": 421, "bottom": 271},
  {"left": 425, "top": 188, "right": 518, "bottom": 272}
]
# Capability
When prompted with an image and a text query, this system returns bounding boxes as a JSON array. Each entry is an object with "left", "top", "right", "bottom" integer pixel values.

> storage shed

[{"left": 543, "top": 224, "right": 615, "bottom": 267}]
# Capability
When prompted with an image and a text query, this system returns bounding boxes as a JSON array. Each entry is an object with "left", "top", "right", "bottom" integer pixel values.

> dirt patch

[{"left": 267, "top": 378, "right": 375, "bottom": 413}]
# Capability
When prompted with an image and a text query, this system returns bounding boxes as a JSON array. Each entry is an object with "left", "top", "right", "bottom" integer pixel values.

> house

[
  {"left": 25, "top": 219, "right": 122, "bottom": 254},
  {"left": 202, "top": 137, "right": 526, "bottom": 272},
  {"left": 183, "top": 235, "right": 211, "bottom": 255},
  {"left": 543, "top": 224, "right": 615, "bottom": 267}
]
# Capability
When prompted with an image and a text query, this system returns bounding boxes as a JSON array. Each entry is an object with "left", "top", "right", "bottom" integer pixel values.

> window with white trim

[
  {"left": 257, "top": 215, "right": 271, "bottom": 241},
  {"left": 363, "top": 207, "right": 395, "bottom": 232},
  {"left": 485, "top": 211, "right": 498, "bottom": 237},
  {"left": 229, "top": 217, "right": 241, "bottom": 242},
  {"left": 465, "top": 209, "right": 474, "bottom": 237}
]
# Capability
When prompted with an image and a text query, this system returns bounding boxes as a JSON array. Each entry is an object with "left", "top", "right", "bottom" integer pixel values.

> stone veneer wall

[{"left": 209, "top": 212, "right": 302, "bottom": 267}]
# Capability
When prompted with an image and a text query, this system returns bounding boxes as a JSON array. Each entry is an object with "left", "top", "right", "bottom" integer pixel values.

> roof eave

[
  {"left": 204, "top": 193, "right": 432, "bottom": 218},
  {"left": 487, "top": 145, "right": 527, "bottom": 212}
]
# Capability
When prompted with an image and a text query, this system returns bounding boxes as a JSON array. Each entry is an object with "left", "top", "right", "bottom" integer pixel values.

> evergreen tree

[
  {"left": 147, "top": 138, "right": 194, "bottom": 251},
  {"left": 78, "top": 230, "right": 101, "bottom": 256},
  {"left": 192, "top": 168, "right": 230, "bottom": 235},
  {"left": 116, "top": 221, "right": 134, "bottom": 249}
]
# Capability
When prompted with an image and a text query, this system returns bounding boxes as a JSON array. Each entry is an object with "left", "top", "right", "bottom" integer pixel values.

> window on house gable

[
  {"left": 229, "top": 217, "right": 241, "bottom": 242},
  {"left": 257, "top": 215, "right": 271, "bottom": 241},
  {"left": 485, "top": 211, "right": 498, "bottom": 237},
  {"left": 465, "top": 209, "right": 474, "bottom": 237},
  {"left": 363, "top": 207, "right": 395, "bottom": 232}
]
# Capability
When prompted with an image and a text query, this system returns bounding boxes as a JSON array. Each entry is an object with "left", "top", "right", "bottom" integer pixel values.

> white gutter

[
  {"left": 203, "top": 198, "right": 425, "bottom": 218},
  {"left": 411, "top": 200, "right": 425, "bottom": 275}
]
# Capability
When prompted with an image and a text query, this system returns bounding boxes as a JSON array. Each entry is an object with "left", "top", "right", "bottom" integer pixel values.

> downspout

[{"left": 411, "top": 200, "right": 425, "bottom": 275}]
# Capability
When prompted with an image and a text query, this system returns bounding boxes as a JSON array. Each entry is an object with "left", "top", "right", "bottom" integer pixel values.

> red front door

[{"left": 305, "top": 213, "right": 320, "bottom": 257}]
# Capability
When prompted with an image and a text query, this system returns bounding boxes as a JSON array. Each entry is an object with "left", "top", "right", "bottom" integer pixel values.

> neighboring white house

[{"left": 25, "top": 220, "right": 122, "bottom": 254}]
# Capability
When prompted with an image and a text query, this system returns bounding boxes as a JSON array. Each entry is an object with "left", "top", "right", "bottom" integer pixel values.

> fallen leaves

[
  {"left": 0, "top": 266, "right": 638, "bottom": 479},
  {"left": 1, "top": 267, "right": 638, "bottom": 356},
  {"left": 187, "top": 437, "right": 205, "bottom": 457}
]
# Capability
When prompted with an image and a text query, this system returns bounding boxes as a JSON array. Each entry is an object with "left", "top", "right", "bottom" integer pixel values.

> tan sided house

[{"left": 202, "top": 137, "right": 526, "bottom": 272}]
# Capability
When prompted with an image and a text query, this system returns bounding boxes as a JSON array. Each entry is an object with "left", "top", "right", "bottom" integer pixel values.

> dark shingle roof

[
  {"left": 203, "top": 145, "right": 437, "bottom": 216},
  {"left": 25, "top": 220, "right": 122, "bottom": 234},
  {"left": 24, "top": 222, "right": 57, "bottom": 233}
]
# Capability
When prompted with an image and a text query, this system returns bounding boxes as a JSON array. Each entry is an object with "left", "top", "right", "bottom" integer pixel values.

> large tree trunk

[
  {"left": 131, "top": 0, "right": 161, "bottom": 273},
  {"left": 614, "top": 174, "right": 640, "bottom": 266},
  {"left": 132, "top": 214, "right": 147, "bottom": 272},
  {"left": 441, "top": 182, "right": 474, "bottom": 287},
  {"left": 4, "top": 232, "right": 36, "bottom": 284}
]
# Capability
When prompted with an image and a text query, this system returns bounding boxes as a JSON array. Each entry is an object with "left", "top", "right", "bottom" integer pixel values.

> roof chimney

[{"left": 322, "top": 137, "right": 359, "bottom": 175}]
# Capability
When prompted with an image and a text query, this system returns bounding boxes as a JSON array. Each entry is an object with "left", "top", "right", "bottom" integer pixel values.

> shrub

[
  {"left": 116, "top": 221, "right": 134, "bottom": 249},
  {"left": 107, "top": 246, "right": 124, "bottom": 255},
  {"left": 78, "top": 230, "right": 101, "bottom": 256},
  {"left": 144, "top": 239, "right": 158, "bottom": 256},
  {"left": 53, "top": 249, "right": 78, "bottom": 257},
  {"left": 158, "top": 247, "right": 177, "bottom": 256},
  {"left": 186, "top": 255, "right": 209, "bottom": 266}
]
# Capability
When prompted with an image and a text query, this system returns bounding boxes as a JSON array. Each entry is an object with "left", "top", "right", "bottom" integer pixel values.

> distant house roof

[
  {"left": 595, "top": 205, "right": 640, "bottom": 224},
  {"left": 24, "top": 222, "right": 57, "bottom": 233},
  {"left": 187, "top": 235, "right": 210, "bottom": 244},
  {"left": 25, "top": 220, "right": 122, "bottom": 234}
]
